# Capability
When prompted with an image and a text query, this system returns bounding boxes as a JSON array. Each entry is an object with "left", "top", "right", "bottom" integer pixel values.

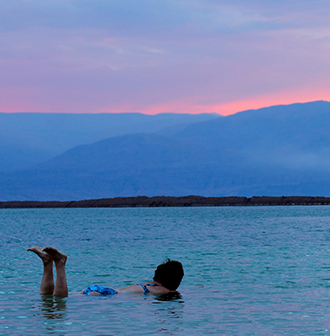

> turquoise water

[{"left": 1, "top": 206, "right": 330, "bottom": 335}]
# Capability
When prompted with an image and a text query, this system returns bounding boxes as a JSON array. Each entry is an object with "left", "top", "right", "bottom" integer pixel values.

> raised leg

[
  {"left": 27, "top": 246, "right": 54, "bottom": 295},
  {"left": 43, "top": 247, "right": 68, "bottom": 297}
]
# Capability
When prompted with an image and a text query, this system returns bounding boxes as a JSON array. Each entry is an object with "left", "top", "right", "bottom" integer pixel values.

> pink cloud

[{"left": 1, "top": 1, "right": 330, "bottom": 116}]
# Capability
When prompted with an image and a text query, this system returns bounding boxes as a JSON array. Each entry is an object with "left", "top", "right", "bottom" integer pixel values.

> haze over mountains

[
  {"left": 1, "top": 101, "right": 330, "bottom": 201},
  {"left": 0, "top": 112, "right": 217, "bottom": 172}
]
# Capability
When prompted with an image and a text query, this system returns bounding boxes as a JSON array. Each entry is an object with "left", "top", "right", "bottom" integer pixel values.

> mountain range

[
  {"left": 1, "top": 101, "right": 330, "bottom": 201},
  {"left": 0, "top": 112, "right": 217, "bottom": 172}
]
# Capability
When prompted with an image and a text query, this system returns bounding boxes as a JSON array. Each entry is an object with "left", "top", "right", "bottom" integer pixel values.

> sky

[{"left": 1, "top": 0, "right": 330, "bottom": 115}]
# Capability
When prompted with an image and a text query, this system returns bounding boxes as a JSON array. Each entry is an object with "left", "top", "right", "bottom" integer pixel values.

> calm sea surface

[{"left": 1, "top": 206, "right": 330, "bottom": 335}]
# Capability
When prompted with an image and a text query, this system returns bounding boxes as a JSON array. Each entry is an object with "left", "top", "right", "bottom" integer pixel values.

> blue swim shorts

[{"left": 83, "top": 285, "right": 117, "bottom": 295}]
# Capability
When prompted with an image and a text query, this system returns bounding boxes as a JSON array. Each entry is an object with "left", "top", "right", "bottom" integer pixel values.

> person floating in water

[{"left": 27, "top": 246, "right": 184, "bottom": 297}]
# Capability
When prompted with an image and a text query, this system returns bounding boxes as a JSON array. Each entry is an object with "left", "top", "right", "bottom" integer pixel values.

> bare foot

[
  {"left": 43, "top": 247, "right": 67, "bottom": 265},
  {"left": 27, "top": 246, "right": 53, "bottom": 264}
]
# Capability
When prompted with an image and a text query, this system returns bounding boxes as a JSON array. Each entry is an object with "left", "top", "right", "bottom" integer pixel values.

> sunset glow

[{"left": 1, "top": 1, "right": 330, "bottom": 115}]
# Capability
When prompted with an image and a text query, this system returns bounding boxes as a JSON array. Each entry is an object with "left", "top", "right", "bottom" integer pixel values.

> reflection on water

[
  {"left": 38, "top": 295, "right": 67, "bottom": 320},
  {"left": 30, "top": 295, "right": 68, "bottom": 335},
  {"left": 153, "top": 292, "right": 183, "bottom": 302},
  {"left": 152, "top": 293, "right": 185, "bottom": 335}
]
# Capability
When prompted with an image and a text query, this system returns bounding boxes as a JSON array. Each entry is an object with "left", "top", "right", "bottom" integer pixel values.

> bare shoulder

[
  {"left": 116, "top": 282, "right": 171, "bottom": 294},
  {"left": 140, "top": 281, "right": 171, "bottom": 294},
  {"left": 148, "top": 286, "right": 171, "bottom": 294},
  {"left": 116, "top": 284, "right": 142, "bottom": 293}
]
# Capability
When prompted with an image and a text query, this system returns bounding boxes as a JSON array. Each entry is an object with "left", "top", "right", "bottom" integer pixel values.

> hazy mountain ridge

[
  {"left": 1, "top": 101, "right": 330, "bottom": 201},
  {"left": 0, "top": 112, "right": 218, "bottom": 171}
]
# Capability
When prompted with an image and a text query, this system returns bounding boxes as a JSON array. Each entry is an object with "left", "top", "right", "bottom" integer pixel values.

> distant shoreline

[{"left": 1, "top": 196, "right": 330, "bottom": 209}]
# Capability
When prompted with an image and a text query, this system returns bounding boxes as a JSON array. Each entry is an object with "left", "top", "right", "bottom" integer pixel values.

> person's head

[{"left": 153, "top": 259, "right": 184, "bottom": 290}]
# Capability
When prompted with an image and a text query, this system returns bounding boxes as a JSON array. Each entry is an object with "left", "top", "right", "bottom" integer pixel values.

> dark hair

[{"left": 153, "top": 259, "right": 184, "bottom": 290}]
